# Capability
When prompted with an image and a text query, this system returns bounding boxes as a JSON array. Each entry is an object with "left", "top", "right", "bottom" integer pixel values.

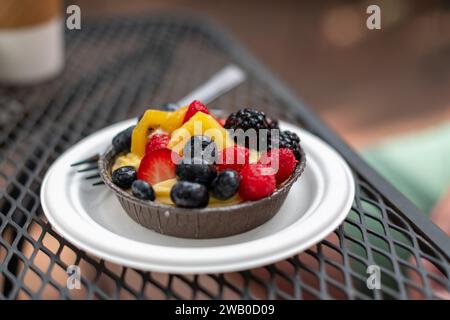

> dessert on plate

[{"left": 99, "top": 100, "right": 306, "bottom": 238}]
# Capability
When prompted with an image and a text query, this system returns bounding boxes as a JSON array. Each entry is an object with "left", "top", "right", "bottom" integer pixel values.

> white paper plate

[{"left": 41, "top": 119, "right": 354, "bottom": 274}]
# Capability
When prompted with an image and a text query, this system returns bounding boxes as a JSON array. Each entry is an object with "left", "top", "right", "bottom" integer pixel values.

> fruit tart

[{"left": 99, "top": 101, "right": 306, "bottom": 238}]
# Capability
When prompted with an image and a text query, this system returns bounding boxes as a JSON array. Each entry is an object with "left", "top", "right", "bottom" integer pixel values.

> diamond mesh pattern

[{"left": 0, "top": 16, "right": 449, "bottom": 300}]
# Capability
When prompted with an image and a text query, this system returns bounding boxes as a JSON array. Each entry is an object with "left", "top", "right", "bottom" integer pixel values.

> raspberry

[
  {"left": 258, "top": 148, "right": 298, "bottom": 184},
  {"left": 183, "top": 100, "right": 209, "bottom": 123},
  {"left": 239, "top": 163, "right": 276, "bottom": 201},
  {"left": 216, "top": 145, "right": 250, "bottom": 172},
  {"left": 145, "top": 133, "right": 170, "bottom": 154}
]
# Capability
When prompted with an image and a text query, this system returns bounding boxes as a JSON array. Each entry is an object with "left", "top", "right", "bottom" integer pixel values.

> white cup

[{"left": 0, "top": 0, "right": 64, "bottom": 85}]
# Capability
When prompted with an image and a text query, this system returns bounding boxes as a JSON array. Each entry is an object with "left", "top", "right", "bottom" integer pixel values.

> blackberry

[
  {"left": 225, "top": 108, "right": 273, "bottom": 151},
  {"left": 224, "top": 108, "right": 270, "bottom": 131},
  {"left": 267, "top": 117, "right": 279, "bottom": 130},
  {"left": 277, "top": 130, "right": 302, "bottom": 161}
]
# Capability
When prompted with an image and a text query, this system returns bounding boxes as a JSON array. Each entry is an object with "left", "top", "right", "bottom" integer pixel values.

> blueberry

[
  {"left": 138, "top": 104, "right": 179, "bottom": 121},
  {"left": 138, "top": 113, "right": 144, "bottom": 122},
  {"left": 211, "top": 169, "right": 241, "bottom": 200},
  {"left": 112, "top": 126, "right": 135, "bottom": 152},
  {"left": 112, "top": 166, "right": 136, "bottom": 189},
  {"left": 131, "top": 180, "right": 155, "bottom": 201},
  {"left": 170, "top": 181, "right": 209, "bottom": 208},
  {"left": 176, "top": 158, "right": 217, "bottom": 187},
  {"left": 162, "top": 103, "right": 180, "bottom": 111},
  {"left": 183, "top": 135, "right": 217, "bottom": 163}
]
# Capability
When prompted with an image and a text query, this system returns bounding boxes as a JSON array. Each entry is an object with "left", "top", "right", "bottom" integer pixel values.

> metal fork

[{"left": 71, "top": 64, "right": 246, "bottom": 185}]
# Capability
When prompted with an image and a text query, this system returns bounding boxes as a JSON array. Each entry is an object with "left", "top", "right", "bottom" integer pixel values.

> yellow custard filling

[{"left": 112, "top": 152, "right": 141, "bottom": 172}]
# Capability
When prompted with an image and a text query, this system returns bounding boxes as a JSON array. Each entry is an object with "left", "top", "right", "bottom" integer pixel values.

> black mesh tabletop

[{"left": 0, "top": 15, "right": 449, "bottom": 300}]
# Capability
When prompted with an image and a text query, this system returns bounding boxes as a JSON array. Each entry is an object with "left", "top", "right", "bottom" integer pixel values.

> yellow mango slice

[
  {"left": 131, "top": 107, "right": 187, "bottom": 157},
  {"left": 168, "top": 112, "right": 234, "bottom": 154},
  {"left": 163, "top": 106, "right": 188, "bottom": 132}
]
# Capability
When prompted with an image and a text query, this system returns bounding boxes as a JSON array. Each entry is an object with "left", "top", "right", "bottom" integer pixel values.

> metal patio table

[{"left": 0, "top": 15, "right": 449, "bottom": 300}]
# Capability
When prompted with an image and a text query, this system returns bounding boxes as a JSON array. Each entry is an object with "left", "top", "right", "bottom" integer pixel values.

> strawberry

[
  {"left": 137, "top": 149, "right": 178, "bottom": 185},
  {"left": 258, "top": 148, "right": 298, "bottom": 184},
  {"left": 216, "top": 145, "right": 250, "bottom": 172},
  {"left": 183, "top": 100, "right": 209, "bottom": 123},
  {"left": 145, "top": 133, "right": 170, "bottom": 154},
  {"left": 239, "top": 163, "right": 276, "bottom": 201}
]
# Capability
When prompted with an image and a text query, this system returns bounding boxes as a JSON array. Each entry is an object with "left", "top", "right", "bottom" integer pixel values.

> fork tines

[
  {"left": 70, "top": 154, "right": 100, "bottom": 167},
  {"left": 77, "top": 165, "right": 98, "bottom": 173},
  {"left": 85, "top": 173, "right": 101, "bottom": 180},
  {"left": 71, "top": 154, "right": 104, "bottom": 186}
]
